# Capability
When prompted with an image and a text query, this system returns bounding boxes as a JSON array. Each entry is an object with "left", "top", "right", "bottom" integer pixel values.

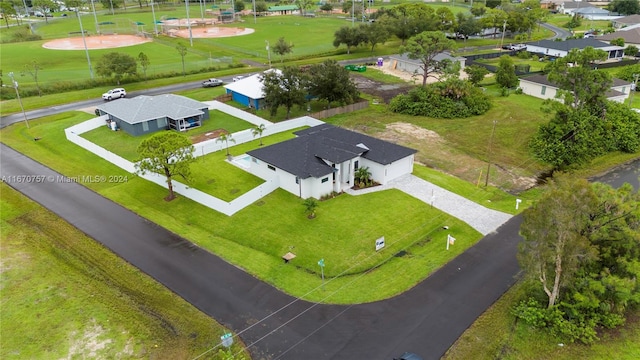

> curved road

[{"left": 1, "top": 143, "right": 523, "bottom": 359}]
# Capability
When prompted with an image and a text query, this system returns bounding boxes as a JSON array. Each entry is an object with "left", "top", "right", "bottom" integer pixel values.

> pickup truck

[{"left": 202, "top": 78, "right": 224, "bottom": 87}]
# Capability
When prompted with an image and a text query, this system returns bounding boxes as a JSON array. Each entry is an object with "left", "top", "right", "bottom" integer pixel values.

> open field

[{"left": 0, "top": 182, "right": 248, "bottom": 359}]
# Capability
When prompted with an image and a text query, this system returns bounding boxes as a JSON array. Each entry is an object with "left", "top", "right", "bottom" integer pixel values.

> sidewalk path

[{"left": 346, "top": 174, "right": 513, "bottom": 235}]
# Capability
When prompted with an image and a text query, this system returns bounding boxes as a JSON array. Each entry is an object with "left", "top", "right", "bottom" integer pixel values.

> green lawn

[
  {"left": 0, "top": 183, "right": 248, "bottom": 359},
  {"left": 474, "top": 55, "right": 551, "bottom": 72},
  {"left": 545, "top": 14, "right": 611, "bottom": 33},
  {"left": 1, "top": 112, "right": 483, "bottom": 304},
  {"left": 82, "top": 109, "right": 255, "bottom": 161},
  {"left": 443, "top": 280, "right": 640, "bottom": 360}
]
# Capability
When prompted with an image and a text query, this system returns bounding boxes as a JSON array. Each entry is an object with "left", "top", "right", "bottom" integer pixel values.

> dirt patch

[
  {"left": 43, "top": 35, "right": 151, "bottom": 50},
  {"left": 190, "top": 129, "right": 228, "bottom": 144},
  {"left": 374, "top": 122, "right": 535, "bottom": 192},
  {"left": 173, "top": 26, "right": 254, "bottom": 38},
  {"left": 350, "top": 73, "right": 415, "bottom": 104}
]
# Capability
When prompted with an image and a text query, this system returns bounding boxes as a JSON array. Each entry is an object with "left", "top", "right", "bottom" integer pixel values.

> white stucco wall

[
  {"left": 526, "top": 45, "right": 567, "bottom": 58},
  {"left": 384, "top": 155, "right": 415, "bottom": 184},
  {"left": 519, "top": 80, "right": 560, "bottom": 100}
]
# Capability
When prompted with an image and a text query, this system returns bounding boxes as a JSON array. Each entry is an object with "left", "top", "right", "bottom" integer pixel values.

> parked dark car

[{"left": 202, "top": 78, "right": 224, "bottom": 87}]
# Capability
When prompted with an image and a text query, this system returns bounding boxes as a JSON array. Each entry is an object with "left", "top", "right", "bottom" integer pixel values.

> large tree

[
  {"left": 0, "top": 2, "right": 16, "bottom": 27},
  {"left": 608, "top": 0, "right": 640, "bottom": 15},
  {"left": 546, "top": 47, "right": 611, "bottom": 112},
  {"left": 515, "top": 175, "right": 640, "bottom": 344},
  {"left": 333, "top": 26, "right": 365, "bottom": 54},
  {"left": 135, "top": 132, "right": 195, "bottom": 201},
  {"left": 481, "top": 8, "right": 508, "bottom": 38},
  {"left": 358, "top": 22, "right": 390, "bottom": 54},
  {"left": 32, "top": 0, "right": 55, "bottom": 23},
  {"left": 307, "top": 60, "right": 359, "bottom": 108},
  {"left": 261, "top": 66, "right": 307, "bottom": 119},
  {"left": 518, "top": 175, "right": 599, "bottom": 309},
  {"left": 400, "top": 31, "right": 456, "bottom": 86},
  {"left": 95, "top": 52, "right": 137, "bottom": 85},
  {"left": 464, "top": 64, "right": 489, "bottom": 86},
  {"left": 455, "top": 12, "right": 482, "bottom": 41},
  {"left": 495, "top": 55, "right": 518, "bottom": 89},
  {"left": 272, "top": 37, "right": 294, "bottom": 63}
]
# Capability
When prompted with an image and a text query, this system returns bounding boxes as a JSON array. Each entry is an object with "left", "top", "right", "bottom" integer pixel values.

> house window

[
  {"left": 267, "top": 165, "right": 276, "bottom": 171},
  {"left": 321, "top": 177, "right": 328, "bottom": 183},
  {"left": 157, "top": 118, "right": 167, "bottom": 127},
  {"left": 622, "top": 87, "right": 626, "bottom": 94},
  {"left": 142, "top": 121, "right": 149, "bottom": 132},
  {"left": 354, "top": 160, "right": 359, "bottom": 170},
  {"left": 541, "top": 86, "right": 546, "bottom": 95},
  {"left": 295, "top": 177, "right": 299, "bottom": 184}
]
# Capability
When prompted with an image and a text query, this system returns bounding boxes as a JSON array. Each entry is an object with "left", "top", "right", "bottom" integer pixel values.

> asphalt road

[
  {"left": 0, "top": 76, "right": 246, "bottom": 128},
  {"left": 1, "top": 143, "right": 523, "bottom": 360}
]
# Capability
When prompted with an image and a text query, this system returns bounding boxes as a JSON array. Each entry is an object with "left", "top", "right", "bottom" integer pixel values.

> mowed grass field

[{"left": 0, "top": 182, "right": 248, "bottom": 359}]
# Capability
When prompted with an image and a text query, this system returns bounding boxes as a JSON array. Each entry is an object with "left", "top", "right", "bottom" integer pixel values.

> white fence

[
  {"left": 193, "top": 115, "right": 324, "bottom": 157},
  {"left": 64, "top": 105, "right": 324, "bottom": 216}
]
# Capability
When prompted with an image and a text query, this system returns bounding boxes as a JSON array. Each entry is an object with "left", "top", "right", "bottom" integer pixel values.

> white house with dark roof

[
  {"left": 95, "top": 94, "right": 209, "bottom": 136},
  {"left": 518, "top": 74, "right": 632, "bottom": 103},
  {"left": 245, "top": 124, "right": 416, "bottom": 199},
  {"left": 525, "top": 39, "right": 625, "bottom": 60}
]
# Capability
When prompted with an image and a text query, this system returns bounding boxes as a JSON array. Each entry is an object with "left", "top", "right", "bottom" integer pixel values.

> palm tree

[
  {"left": 303, "top": 198, "right": 318, "bottom": 219},
  {"left": 216, "top": 133, "right": 236, "bottom": 157},
  {"left": 252, "top": 124, "right": 266, "bottom": 146},
  {"left": 355, "top": 166, "right": 372, "bottom": 188}
]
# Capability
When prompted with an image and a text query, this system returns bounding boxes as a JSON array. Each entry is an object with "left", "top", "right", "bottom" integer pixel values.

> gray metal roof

[
  {"left": 96, "top": 94, "right": 207, "bottom": 125},
  {"left": 247, "top": 124, "right": 417, "bottom": 179}
]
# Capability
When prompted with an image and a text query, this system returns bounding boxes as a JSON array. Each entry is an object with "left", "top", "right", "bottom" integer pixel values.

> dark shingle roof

[
  {"left": 528, "top": 39, "right": 613, "bottom": 52},
  {"left": 247, "top": 124, "right": 417, "bottom": 179}
]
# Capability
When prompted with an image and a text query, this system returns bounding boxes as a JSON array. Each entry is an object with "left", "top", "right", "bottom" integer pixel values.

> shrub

[{"left": 389, "top": 78, "right": 491, "bottom": 118}]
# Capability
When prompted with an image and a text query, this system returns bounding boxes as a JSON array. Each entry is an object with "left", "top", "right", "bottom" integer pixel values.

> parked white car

[{"left": 102, "top": 88, "right": 126, "bottom": 101}]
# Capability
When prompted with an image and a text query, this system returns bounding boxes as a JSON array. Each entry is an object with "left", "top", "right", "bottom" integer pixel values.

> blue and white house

[{"left": 224, "top": 69, "right": 281, "bottom": 110}]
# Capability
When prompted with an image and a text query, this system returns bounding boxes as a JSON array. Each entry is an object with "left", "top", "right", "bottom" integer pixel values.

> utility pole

[
  {"left": 500, "top": 19, "right": 507, "bottom": 51},
  {"left": 266, "top": 40, "right": 271, "bottom": 67},
  {"left": 352, "top": 0, "right": 355, "bottom": 27},
  {"left": 485, "top": 120, "right": 497, "bottom": 187},
  {"left": 186, "top": 0, "right": 193, "bottom": 47},
  {"left": 628, "top": 73, "right": 639, "bottom": 106},
  {"left": 7, "top": 72, "right": 29, "bottom": 129},
  {"left": 76, "top": 10, "right": 94, "bottom": 79}
]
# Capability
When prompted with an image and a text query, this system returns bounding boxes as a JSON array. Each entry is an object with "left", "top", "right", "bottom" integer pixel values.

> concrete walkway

[{"left": 345, "top": 174, "right": 512, "bottom": 235}]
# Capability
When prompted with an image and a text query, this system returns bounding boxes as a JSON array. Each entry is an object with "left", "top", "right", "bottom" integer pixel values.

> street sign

[
  {"left": 318, "top": 258, "right": 325, "bottom": 267},
  {"left": 375, "top": 236, "right": 385, "bottom": 251},
  {"left": 221, "top": 333, "right": 233, "bottom": 348}
]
